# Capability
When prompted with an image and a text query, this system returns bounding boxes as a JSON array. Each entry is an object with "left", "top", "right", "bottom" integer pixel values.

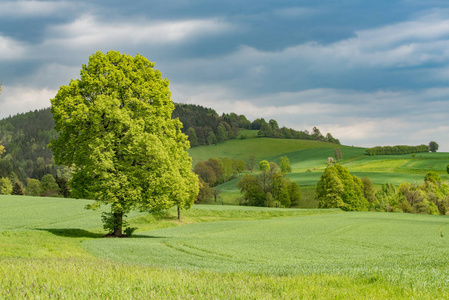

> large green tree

[{"left": 50, "top": 51, "right": 198, "bottom": 236}]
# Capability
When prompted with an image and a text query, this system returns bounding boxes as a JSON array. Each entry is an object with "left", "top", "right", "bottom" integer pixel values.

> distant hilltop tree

[{"left": 429, "top": 141, "right": 439, "bottom": 153}]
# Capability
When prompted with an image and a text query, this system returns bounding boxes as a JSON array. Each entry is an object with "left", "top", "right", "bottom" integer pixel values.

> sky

[{"left": 1, "top": 0, "right": 449, "bottom": 151}]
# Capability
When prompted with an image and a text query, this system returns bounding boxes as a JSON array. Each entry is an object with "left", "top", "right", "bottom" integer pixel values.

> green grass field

[
  {"left": 188, "top": 137, "right": 341, "bottom": 166},
  {"left": 2, "top": 195, "right": 449, "bottom": 298}
]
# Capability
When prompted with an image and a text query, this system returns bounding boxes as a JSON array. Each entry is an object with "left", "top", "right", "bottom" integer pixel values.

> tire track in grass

[{"left": 162, "top": 241, "right": 256, "bottom": 265}]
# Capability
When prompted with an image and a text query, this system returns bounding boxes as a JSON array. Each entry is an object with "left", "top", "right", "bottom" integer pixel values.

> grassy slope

[
  {"left": 1, "top": 195, "right": 449, "bottom": 299},
  {"left": 188, "top": 137, "right": 341, "bottom": 166}
]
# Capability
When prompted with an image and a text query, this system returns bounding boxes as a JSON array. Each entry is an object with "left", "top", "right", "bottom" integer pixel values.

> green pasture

[
  {"left": 84, "top": 212, "right": 449, "bottom": 291},
  {"left": 188, "top": 137, "right": 340, "bottom": 166},
  {"left": 2, "top": 195, "right": 449, "bottom": 298}
]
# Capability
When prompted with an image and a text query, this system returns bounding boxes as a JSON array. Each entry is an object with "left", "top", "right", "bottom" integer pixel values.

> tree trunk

[
  {"left": 113, "top": 212, "right": 123, "bottom": 236},
  {"left": 177, "top": 205, "right": 181, "bottom": 220}
]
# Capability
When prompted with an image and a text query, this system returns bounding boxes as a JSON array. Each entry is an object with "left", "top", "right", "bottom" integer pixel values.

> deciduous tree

[
  {"left": 334, "top": 148, "right": 343, "bottom": 162},
  {"left": 279, "top": 156, "right": 292, "bottom": 173},
  {"left": 0, "top": 177, "right": 12, "bottom": 195},
  {"left": 259, "top": 160, "right": 270, "bottom": 172},
  {"left": 50, "top": 51, "right": 198, "bottom": 236},
  {"left": 26, "top": 179, "right": 41, "bottom": 196},
  {"left": 429, "top": 141, "right": 439, "bottom": 153},
  {"left": 316, "top": 165, "right": 368, "bottom": 211}
]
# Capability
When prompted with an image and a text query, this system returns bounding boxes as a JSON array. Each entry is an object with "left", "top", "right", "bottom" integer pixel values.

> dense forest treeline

[
  {"left": 0, "top": 104, "right": 340, "bottom": 197},
  {"left": 172, "top": 104, "right": 341, "bottom": 146},
  {"left": 366, "top": 145, "right": 429, "bottom": 156}
]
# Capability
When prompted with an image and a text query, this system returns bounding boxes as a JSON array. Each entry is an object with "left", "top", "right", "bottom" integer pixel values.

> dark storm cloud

[{"left": 1, "top": 0, "right": 449, "bottom": 149}]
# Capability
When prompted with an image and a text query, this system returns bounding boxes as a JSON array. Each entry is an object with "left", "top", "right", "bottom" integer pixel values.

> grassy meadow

[
  {"left": 2, "top": 136, "right": 449, "bottom": 298},
  {"left": 2, "top": 195, "right": 449, "bottom": 298},
  {"left": 189, "top": 134, "right": 449, "bottom": 206}
]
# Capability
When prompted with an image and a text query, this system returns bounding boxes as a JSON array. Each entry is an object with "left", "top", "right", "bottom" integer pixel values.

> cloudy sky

[{"left": 1, "top": 0, "right": 449, "bottom": 150}]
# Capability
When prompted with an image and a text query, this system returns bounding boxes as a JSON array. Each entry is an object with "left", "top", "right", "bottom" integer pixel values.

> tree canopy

[
  {"left": 316, "top": 164, "right": 368, "bottom": 211},
  {"left": 50, "top": 51, "right": 198, "bottom": 236}
]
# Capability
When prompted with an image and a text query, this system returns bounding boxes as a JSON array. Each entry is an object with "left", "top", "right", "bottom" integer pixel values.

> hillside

[
  {"left": 188, "top": 134, "right": 343, "bottom": 165},
  {"left": 1, "top": 195, "right": 449, "bottom": 298},
  {"left": 191, "top": 137, "right": 449, "bottom": 207}
]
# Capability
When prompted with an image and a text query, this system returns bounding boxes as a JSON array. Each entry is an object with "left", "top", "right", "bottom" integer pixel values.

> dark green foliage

[
  {"left": 40, "top": 174, "right": 59, "bottom": 196},
  {"left": 316, "top": 165, "right": 368, "bottom": 211},
  {"left": 172, "top": 105, "right": 248, "bottom": 147},
  {"left": 288, "top": 181, "right": 302, "bottom": 207},
  {"left": 256, "top": 122, "right": 340, "bottom": 144},
  {"left": 207, "top": 131, "right": 217, "bottom": 145},
  {"left": 237, "top": 163, "right": 301, "bottom": 208},
  {"left": 216, "top": 124, "right": 228, "bottom": 143},
  {"left": 12, "top": 181, "right": 24, "bottom": 195},
  {"left": 362, "top": 177, "right": 376, "bottom": 204},
  {"left": 55, "top": 176, "right": 70, "bottom": 198},
  {"left": 429, "top": 141, "right": 439, "bottom": 153},
  {"left": 196, "top": 178, "right": 213, "bottom": 204},
  {"left": 0, "top": 108, "right": 61, "bottom": 182},
  {"left": 194, "top": 157, "right": 246, "bottom": 188},
  {"left": 101, "top": 212, "right": 128, "bottom": 235},
  {"left": 237, "top": 174, "right": 266, "bottom": 206},
  {"left": 366, "top": 144, "right": 429, "bottom": 156},
  {"left": 124, "top": 226, "right": 137, "bottom": 237},
  {"left": 186, "top": 127, "right": 199, "bottom": 147}
]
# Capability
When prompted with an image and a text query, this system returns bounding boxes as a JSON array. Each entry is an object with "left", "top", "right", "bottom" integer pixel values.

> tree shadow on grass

[
  {"left": 37, "top": 228, "right": 104, "bottom": 238},
  {"left": 38, "top": 228, "right": 167, "bottom": 239}
]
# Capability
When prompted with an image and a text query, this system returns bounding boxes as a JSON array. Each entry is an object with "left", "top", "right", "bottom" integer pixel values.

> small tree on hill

[
  {"left": 334, "top": 148, "right": 343, "bottom": 162},
  {"left": 50, "top": 51, "right": 198, "bottom": 236},
  {"left": 279, "top": 156, "right": 292, "bottom": 173},
  {"left": 429, "top": 141, "right": 439, "bottom": 153},
  {"left": 246, "top": 154, "right": 256, "bottom": 173}
]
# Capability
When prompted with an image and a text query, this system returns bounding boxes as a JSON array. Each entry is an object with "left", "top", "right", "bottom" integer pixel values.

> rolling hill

[{"left": 189, "top": 135, "right": 449, "bottom": 206}]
